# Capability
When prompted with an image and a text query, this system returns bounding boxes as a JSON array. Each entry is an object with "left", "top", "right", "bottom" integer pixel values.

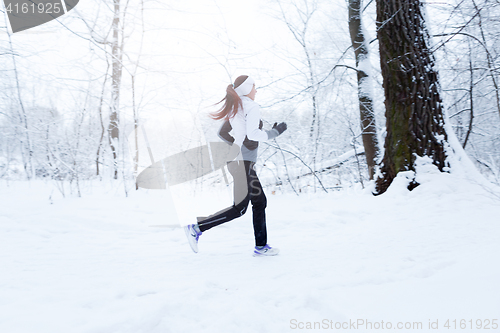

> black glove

[
  {"left": 259, "top": 119, "right": 263, "bottom": 129},
  {"left": 273, "top": 122, "right": 287, "bottom": 135}
]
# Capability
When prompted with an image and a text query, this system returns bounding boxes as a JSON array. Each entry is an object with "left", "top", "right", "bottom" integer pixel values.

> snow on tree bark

[
  {"left": 348, "top": 0, "right": 379, "bottom": 180},
  {"left": 375, "top": 0, "right": 448, "bottom": 194},
  {"left": 109, "top": 0, "right": 123, "bottom": 180}
]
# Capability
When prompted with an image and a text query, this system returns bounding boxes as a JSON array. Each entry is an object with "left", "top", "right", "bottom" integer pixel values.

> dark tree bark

[
  {"left": 375, "top": 0, "right": 448, "bottom": 194},
  {"left": 348, "top": 0, "right": 379, "bottom": 179}
]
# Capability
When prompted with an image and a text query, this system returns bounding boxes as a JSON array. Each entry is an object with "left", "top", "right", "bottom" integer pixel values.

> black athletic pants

[{"left": 197, "top": 160, "right": 268, "bottom": 247}]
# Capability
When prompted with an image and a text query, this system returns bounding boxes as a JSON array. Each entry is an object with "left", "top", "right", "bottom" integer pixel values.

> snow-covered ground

[{"left": 1, "top": 164, "right": 499, "bottom": 333}]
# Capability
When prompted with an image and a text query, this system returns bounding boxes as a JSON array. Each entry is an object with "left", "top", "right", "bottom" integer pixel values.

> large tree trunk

[
  {"left": 348, "top": 0, "right": 379, "bottom": 179},
  {"left": 375, "top": 0, "right": 448, "bottom": 194}
]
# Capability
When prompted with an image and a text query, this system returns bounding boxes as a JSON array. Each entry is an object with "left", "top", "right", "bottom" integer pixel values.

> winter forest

[{"left": 1, "top": 0, "right": 499, "bottom": 332}]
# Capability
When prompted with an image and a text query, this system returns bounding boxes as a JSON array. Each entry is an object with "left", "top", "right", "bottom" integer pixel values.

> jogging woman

[{"left": 184, "top": 75, "right": 287, "bottom": 256}]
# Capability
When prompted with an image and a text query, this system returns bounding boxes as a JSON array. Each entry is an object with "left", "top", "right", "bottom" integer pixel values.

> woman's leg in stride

[
  {"left": 197, "top": 160, "right": 251, "bottom": 232},
  {"left": 246, "top": 161, "right": 267, "bottom": 247}
]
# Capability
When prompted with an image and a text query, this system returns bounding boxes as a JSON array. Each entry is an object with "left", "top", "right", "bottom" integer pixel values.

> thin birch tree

[{"left": 348, "top": 0, "right": 378, "bottom": 179}]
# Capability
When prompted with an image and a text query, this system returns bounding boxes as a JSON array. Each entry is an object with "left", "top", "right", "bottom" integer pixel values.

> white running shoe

[
  {"left": 184, "top": 224, "right": 202, "bottom": 253},
  {"left": 253, "top": 244, "right": 280, "bottom": 257}
]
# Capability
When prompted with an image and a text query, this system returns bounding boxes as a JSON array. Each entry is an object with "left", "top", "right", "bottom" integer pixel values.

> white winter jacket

[{"left": 225, "top": 96, "right": 279, "bottom": 162}]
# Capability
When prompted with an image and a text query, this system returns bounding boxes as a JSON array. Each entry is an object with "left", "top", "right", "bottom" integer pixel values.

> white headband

[{"left": 234, "top": 76, "right": 255, "bottom": 97}]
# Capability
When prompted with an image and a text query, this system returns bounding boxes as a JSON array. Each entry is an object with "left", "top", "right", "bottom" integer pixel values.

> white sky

[
  {"left": 5, "top": 0, "right": 338, "bottom": 106},
  {"left": 2, "top": 0, "right": 356, "bottom": 159}
]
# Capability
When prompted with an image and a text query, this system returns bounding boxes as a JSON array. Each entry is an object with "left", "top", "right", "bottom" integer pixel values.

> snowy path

[{"left": 1, "top": 172, "right": 499, "bottom": 333}]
